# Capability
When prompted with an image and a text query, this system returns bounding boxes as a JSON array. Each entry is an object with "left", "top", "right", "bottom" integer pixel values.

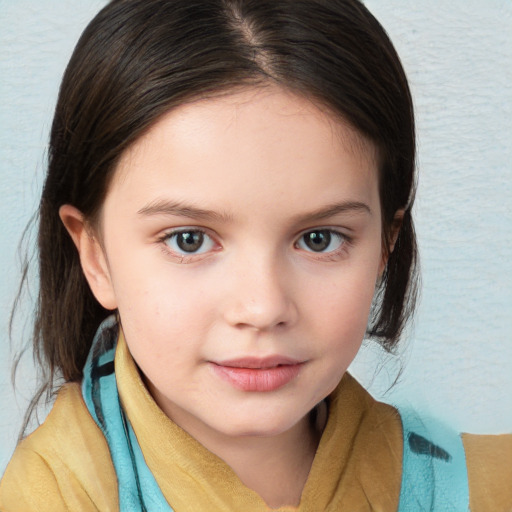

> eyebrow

[
  {"left": 292, "top": 201, "right": 372, "bottom": 224},
  {"left": 138, "top": 198, "right": 371, "bottom": 223},
  {"left": 137, "top": 199, "right": 233, "bottom": 222}
]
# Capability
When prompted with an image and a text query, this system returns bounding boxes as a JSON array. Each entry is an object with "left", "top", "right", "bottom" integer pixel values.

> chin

[{"left": 213, "top": 410, "right": 308, "bottom": 439}]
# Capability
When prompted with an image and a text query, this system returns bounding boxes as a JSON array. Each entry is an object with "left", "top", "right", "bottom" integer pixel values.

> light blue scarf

[
  {"left": 399, "top": 407, "right": 470, "bottom": 510},
  {"left": 82, "top": 316, "right": 469, "bottom": 511},
  {"left": 82, "top": 316, "right": 172, "bottom": 511}
]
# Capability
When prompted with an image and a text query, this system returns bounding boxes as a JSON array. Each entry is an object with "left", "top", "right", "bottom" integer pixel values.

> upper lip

[{"left": 213, "top": 356, "right": 303, "bottom": 369}]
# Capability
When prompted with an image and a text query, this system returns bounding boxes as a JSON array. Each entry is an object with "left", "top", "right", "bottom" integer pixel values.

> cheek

[
  {"left": 109, "top": 257, "right": 219, "bottom": 363},
  {"left": 302, "top": 264, "right": 378, "bottom": 372},
  {"left": 107, "top": 242, "right": 197, "bottom": 315},
  {"left": 306, "top": 266, "right": 377, "bottom": 330}
]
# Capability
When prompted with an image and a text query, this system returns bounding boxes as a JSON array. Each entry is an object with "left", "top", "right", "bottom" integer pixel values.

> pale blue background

[{"left": 1, "top": 1, "right": 511, "bottom": 474}]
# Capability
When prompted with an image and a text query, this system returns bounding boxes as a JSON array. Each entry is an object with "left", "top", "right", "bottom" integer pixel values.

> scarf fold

[{"left": 82, "top": 316, "right": 469, "bottom": 511}]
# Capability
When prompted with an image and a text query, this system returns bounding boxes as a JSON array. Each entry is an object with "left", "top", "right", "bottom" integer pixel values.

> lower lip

[{"left": 211, "top": 363, "right": 303, "bottom": 392}]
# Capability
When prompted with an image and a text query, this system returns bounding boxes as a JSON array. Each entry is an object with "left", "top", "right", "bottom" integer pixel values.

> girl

[{"left": 1, "top": 0, "right": 510, "bottom": 510}]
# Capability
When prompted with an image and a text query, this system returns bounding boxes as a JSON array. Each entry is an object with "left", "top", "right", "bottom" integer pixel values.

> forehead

[
  {"left": 109, "top": 86, "right": 380, "bottom": 218},
  {"left": 118, "top": 87, "right": 377, "bottom": 171}
]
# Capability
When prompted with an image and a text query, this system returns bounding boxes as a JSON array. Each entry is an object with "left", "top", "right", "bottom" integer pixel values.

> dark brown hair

[{"left": 21, "top": 0, "right": 418, "bottom": 428}]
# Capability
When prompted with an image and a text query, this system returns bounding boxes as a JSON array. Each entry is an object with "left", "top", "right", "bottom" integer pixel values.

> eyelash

[{"left": 157, "top": 227, "right": 351, "bottom": 262}]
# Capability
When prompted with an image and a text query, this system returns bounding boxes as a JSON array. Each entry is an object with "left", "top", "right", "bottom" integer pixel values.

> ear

[
  {"left": 379, "top": 209, "right": 404, "bottom": 276},
  {"left": 59, "top": 205, "right": 118, "bottom": 310}
]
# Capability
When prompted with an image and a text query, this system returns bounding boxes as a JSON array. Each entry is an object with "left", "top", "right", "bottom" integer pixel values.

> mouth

[
  {"left": 216, "top": 356, "right": 302, "bottom": 369},
  {"left": 210, "top": 357, "right": 305, "bottom": 392}
]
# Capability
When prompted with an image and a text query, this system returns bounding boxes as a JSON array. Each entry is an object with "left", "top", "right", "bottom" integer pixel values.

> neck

[
  {"left": 208, "top": 414, "right": 322, "bottom": 508},
  {"left": 162, "top": 400, "right": 326, "bottom": 508}
]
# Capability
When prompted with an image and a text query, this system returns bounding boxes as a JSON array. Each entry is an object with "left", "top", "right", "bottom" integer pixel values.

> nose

[{"left": 222, "top": 254, "right": 298, "bottom": 332}]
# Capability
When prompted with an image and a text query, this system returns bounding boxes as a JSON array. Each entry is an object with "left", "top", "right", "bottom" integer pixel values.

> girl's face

[{"left": 76, "top": 87, "right": 385, "bottom": 442}]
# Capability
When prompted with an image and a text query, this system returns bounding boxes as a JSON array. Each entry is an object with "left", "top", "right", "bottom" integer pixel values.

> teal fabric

[
  {"left": 82, "top": 317, "right": 471, "bottom": 511},
  {"left": 82, "top": 316, "right": 173, "bottom": 512},
  {"left": 398, "top": 407, "right": 470, "bottom": 511}
]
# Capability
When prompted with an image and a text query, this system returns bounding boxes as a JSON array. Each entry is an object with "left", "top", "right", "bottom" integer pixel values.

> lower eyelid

[{"left": 302, "top": 240, "right": 352, "bottom": 261}]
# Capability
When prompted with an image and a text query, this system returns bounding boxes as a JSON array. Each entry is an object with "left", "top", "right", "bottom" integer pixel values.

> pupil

[
  {"left": 177, "top": 231, "right": 203, "bottom": 252},
  {"left": 305, "top": 230, "right": 330, "bottom": 252}
]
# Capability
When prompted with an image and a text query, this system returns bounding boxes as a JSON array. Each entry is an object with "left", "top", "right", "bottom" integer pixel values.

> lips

[{"left": 210, "top": 356, "right": 304, "bottom": 392}]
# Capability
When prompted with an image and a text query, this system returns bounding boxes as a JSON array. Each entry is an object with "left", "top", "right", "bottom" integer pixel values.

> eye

[
  {"left": 296, "top": 229, "right": 346, "bottom": 253},
  {"left": 163, "top": 229, "right": 216, "bottom": 255}
]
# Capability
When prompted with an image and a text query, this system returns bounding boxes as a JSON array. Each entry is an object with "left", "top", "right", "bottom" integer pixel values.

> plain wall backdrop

[{"left": 1, "top": 1, "right": 511, "bottom": 475}]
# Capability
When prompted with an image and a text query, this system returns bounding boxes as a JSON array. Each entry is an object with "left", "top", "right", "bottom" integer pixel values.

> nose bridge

[{"left": 224, "top": 246, "right": 297, "bottom": 330}]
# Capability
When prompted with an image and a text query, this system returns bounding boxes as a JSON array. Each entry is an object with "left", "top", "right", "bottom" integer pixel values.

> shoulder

[
  {"left": 0, "top": 383, "right": 118, "bottom": 512},
  {"left": 463, "top": 432, "right": 512, "bottom": 511}
]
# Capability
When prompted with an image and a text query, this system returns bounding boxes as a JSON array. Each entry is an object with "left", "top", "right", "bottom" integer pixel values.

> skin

[{"left": 61, "top": 86, "right": 395, "bottom": 507}]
